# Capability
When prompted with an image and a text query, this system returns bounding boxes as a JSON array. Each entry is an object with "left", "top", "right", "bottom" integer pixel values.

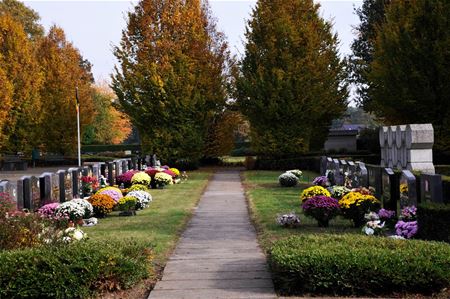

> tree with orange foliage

[
  {"left": 84, "top": 85, "right": 132, "bottom": 145},
  {"left": 36, "top": 26, "right": 95, "bottom": 154},
  {"left": 0, "top": 14, "right": 43, "bottom": 153},
  {"left": 112, "top": 0, "right": 231, "bottom": 162}
]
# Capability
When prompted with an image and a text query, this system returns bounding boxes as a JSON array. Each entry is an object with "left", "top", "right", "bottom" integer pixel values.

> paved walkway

[{"left": 149, "top": 170, "right": 276, "bottom": 299}]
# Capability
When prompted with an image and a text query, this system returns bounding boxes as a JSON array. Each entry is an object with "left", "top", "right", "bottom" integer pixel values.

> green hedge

[
  {"left": 270, "top": 234, "right": 450, "bottom": 296},
  {"left": 81, "top": 144, "right": 141, "bottom": 154},
  {"left": 418, "top": 202, "right": 450, "bottom": 243},
  {"left": 0, "top": 241, "right": 149, "bottom": 298}
]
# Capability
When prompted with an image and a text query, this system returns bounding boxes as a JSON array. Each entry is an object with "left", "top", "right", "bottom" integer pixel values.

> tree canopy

[
  {"left": 112, "top": 0, "right": 231, "bottom": 162},
  {"left": 235, "top": 0, "right": 348, "bottom": 156},
  {"left": 368, "top": 0, "right": 450, "bottom": 151}
]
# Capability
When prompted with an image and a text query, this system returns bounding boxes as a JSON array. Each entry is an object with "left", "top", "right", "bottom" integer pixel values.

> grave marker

[
  {"left": 382, "top": 168, "right": 399, "bottom": 212},
  {"left": 399, "top": 170, "right": 417, "bottom": 207},
  {"left": 420, "top": 174, "right": 443, "bottom": 203}
]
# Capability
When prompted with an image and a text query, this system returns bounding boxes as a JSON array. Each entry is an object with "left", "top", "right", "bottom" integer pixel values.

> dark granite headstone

[
  {"left": 382, "top": 168, "right": 399, "bottom": 212},
  {"left": 347, "top": 161, "right": 356, "bottom": 187},
  {"left": 367, "top": 164, "right": 382, "bottom": 199},
  {"left": 19, "top": 176, "right": 32, "bottom": 210},
  {"left": 50, "top": 172, "right": 60, "bottom": 202},
  {"left": 131, "top": 157, "right": 137, "bottom": 170},
  {"left": 320, "top": 156, "right": 327, "bottom": 176},
  {"left": 57, "top": 170, "right": 67, "bottom": 202},
  {"left": 100, "top": 163, "right": 107, "bottom": 177},
  {"left": 39, "top": 172, "right": 53, "bottom": 204},
  {"left": 122, "top": 159, "right": 128, "bottom": 173},
  {"left": 30, "top": 176, "right": 40, "bottom": 210},
  {"left": 114, "top": 160, "right": 122, "bottom": 177},
  {"left": 107, "top": 162, "right": 115, "bottom": 186},
  {"left": 420, "top": 174, "right": 443, "bottom": 203},
  {"left": 68, "top": 167, "right": 81, "bottom": 198},
  {"left": 333, "top": 159, "right": 343, "bottom": 186},
  {"left": 399, "top": 170, "right": 417, "bottom": 207},
  {"left": 92, "top": 163, "right": 101, "bottom": 179},
  {"left": 355, "top": 162, "right": 368, "bottom": 188},
  {"left": 127, "top": 159, "right": 133, "bottom": 171}
]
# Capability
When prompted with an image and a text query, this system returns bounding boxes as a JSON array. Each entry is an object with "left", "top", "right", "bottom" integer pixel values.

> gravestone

[
  {"left": 122, "top": 159, "right": 128, "bottom": 173},
  {"left": 355, "top": 162, "right": 368, "bottom": 188},
  {"left": 39, "top": 173, "right": 53, "bottom": 204},
  {"left": 127, "top": 159, "right": 133, "bottom": 171},
  {"left": 137, "top": 158, "right": 143, "bottom": 171},
  {"left": 420, "top": 174, "right": 443, "bottom": 203},
  {"left": 50, "top": 172, "right": 60, "bottom": 202},
  {"left": 399, "top": 170, "right": 417, "bottom": 207},
  {"left": 131, "top": 157, "right": 137, "bottom": 170},
  {"left": 68, "top": 167, "right": 81, "bottom": 198},
  {"left": 19, "top": 176, "right": 32, "bottom": 210},
  {"left": 320, "top": 156, "right": 327, "bottom": 176},
  {"left": 57, "top": 170, "right": 68, "bottom": 202},
  {"left": 30, "top": 176, "right": 40, "bottom": 210},
  {"left": 107, "top": 162, "right": 115, "bottom": 186},
  {"left": 92, "top": 163, "right": 101, "bottom": 180},
  {"left": 333, "top": 159, "right": 343, "bottom": 186},
  {"left": 347, "top": 161, "right": 356, "bottom": 187},
  {"left": 17, "top": 176, "right": 29, "bottom": 210},
  {"left": 367, "top": 164, "right": 382, "bottom": 199},
  {"left": 114, "top": 160, "right": 122, "bottom": 177},
  {"left": 382, "top": 168, "right": 399, "bottom": 212},
  {"left": 379, "top": 123, "right": 435, "bottom": 173},
  {"left": 100, "top": 163, "right": 107, "bottom": 177},
  {"left": 0, "top": 180, "right": 18, "bottom": 208}
]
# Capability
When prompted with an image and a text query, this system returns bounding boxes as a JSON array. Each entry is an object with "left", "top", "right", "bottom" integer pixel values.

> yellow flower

[
  {"left": 300, "top": 186, "right": 331, "bottom": 202},
  {"left": 338, "top": 191, "right": 379, "bottom": 209}
]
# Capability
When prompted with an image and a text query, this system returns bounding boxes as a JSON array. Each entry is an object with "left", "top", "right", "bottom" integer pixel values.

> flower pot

[{"left": 317, "top": 219, "right": 330, "bottom": 227}]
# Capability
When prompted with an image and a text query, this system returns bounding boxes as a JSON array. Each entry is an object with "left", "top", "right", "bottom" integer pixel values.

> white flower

[
  {"left": 72, "top": 230, "right": 84, "bottom": 241},
  {"left": 62, "top": 236, "right": 72, "bottom": 243},
  {"left": 364, "top": 227, "right": 374, "bottom": 235}
]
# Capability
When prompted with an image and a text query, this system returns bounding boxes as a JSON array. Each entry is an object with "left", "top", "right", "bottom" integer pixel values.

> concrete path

[{"left": 149, "top": 170, "right": 276, "bottom": 299}]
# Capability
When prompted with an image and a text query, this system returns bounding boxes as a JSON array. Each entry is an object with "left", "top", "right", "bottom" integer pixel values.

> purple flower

[
  {"left": 37, "top": 202, "right": 60, "bottom": 218},
  {"left": 302, "top": 196, "right": 340, "bottom": 211},
  {"left": 378, "top": 208, "right": 396, "bottom": 220},
  {"left": 116, "top": 170, "right": 139, "bottom": 186},
  {"left": 401, "top": 206, "right": 417, "bottom": 221},
  {"left": 313, "top": 176, "right": 329, "bottom": 187},
  {"left": 395, "top": 220, "right": 418, "bottom": 239}
]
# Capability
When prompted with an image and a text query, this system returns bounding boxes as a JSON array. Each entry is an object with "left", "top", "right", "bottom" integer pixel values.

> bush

[
  {"left": 269, "top": 234, "right": 450, "bottom": 296},
  {"left": 0, "top": 241, "right": 149, "bottom": 298},
  {"left": 418, "top": 202, "right": 450, "bottom": 243},
  {"left": 339, "top": 191, "right": 380, "bottom": 227},
  {"left": 131, "top": 172, "right": 151, "bottom": 186},
  {"left": 300, "top": 186, "right": 330, "bottom": 202},
  {"left": 96, "top": 187, "right": 123, "bottom": 203},
  {"left": 88, "top": 194, "right": 116, "bottom": 217},
  {"left": 278, "top": 172, "right": 298, "bottom": 187}
]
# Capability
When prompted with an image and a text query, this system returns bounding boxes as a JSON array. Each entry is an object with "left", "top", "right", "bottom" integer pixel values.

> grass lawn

[
  {"left": 83, "top": 170, "right": 212, "bottom": 297},
  {"left": 242, "top": 170, "right": 359, "bottom": 250}
]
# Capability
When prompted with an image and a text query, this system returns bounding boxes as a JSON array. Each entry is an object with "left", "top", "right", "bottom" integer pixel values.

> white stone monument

[{"left": 379, "top": 123, "right": 435, "bottom": 174}]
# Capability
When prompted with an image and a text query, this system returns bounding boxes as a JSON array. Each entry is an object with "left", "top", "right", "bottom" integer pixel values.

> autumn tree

[
  {"left": 0, "top": 0, "right": 44, "bottom": 39},
  {"left": 368, "top": 0, "right": 450, "bottom": 151},
  {"left": 235, "top": 0, "right": 347, "bottom": 156},
  {"left": 0, "top": 14, "right": 43, "bottom": 153},
  {"left": 348, "top": 0, "right": 390, "bottom": 106},
  {"left": 84, "top": 84, "right": 132, "bottom": 145},
  {"left": 112, "top": 0, "right": 230, "bottom": 162},
  {"left": 37, "top": 26, "right": 95, "bottom": 154}
]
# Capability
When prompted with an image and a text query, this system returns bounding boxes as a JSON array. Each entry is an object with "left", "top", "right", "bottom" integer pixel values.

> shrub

[
  {"left": 127, "top": 184, "right": 150, "bottom": 193},
  {"left": 116, "top": 170, "right": 139, "bottom": 188},
  {"left": 37, "top": 203, "right": 60, "bottom": 219},
  {"left": 417, "top": 202, "right": 450, "bottom": 243},
  {"left": 97, "top": 187, "right": 123, "bottom": 203},
  {"left": 312, "top": 175, "right": 329, "bottom": 187},
  {"left": 118, "top": 196, "right": 137, "bottom": 212},
  {"left": 269, "top": 234, "right": 450, "bottom": 296},
  {"left": 300, "top": 186, "right": 330, "bottom": 202},
  {"left": 278, "top": 172, "right": 298, "bottom": 187},
  {"left": 286, "top": 169, "right": 302, "bottom": 179},
  {"left": 0, "top": 241, "right": 149, "bottom": 298},
  {"left": 302, "top": 196, "right": 340, "bottom": 227},
  {"left": 328, "top": 185, "right": 351, "bottom": 200},
  {"left": 88, "top": 194, "right": 116, "bottom": 217},
  {"left": 339, "top": 191, "right": 380, "bottom": 227},
  {"left": 0, "top": 192, "right": 15, "bottom": 216},
  {"left": 127, "top": 190, "right": 152, "bottom": 210},
  {"left": 169, "top": 167, "right": 180, "bottom": 177},
  {"left": 55, "top": 199, "right": 93, "bottom": 222},
  {"left": 154, "top": 172, "right": 173, "bottom": 187},
  {"left": 131, "top": 172, "right": 151, "bottom": 186}
]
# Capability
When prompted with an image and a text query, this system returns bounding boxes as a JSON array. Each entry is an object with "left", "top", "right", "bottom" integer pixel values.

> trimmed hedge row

[
  {"left": 270, "top": 234, "right": 450, "bottom": 296},
  {"left": 81, "top": 144, "right": 141, "bottom": 153},
  {"left": 418, "top": 202, "right": 450, "bottom": 243},
  {"left": 0, "top": 241, "right": 150, "bottom": 298}
]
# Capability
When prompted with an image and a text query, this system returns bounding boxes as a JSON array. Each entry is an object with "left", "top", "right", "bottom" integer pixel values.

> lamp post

[{"left": 76, "top": 87, "right": 81, "bottom": 167}]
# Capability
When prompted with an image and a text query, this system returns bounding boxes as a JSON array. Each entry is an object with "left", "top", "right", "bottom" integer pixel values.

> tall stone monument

[{"left": 379, "top": 124, "right": 435, "bottom": 174}]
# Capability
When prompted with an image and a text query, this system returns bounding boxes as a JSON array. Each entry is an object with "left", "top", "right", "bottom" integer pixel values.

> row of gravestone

[
  {"left": 320, "top": 156, "right": 445, "bottom": 213},
  {"left": 0, "top": 157, "right": 147, "bottom": 211}
]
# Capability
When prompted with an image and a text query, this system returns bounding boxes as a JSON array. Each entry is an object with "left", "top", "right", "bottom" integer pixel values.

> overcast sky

[{"left": 23, "top": 0, "right": 362, "bottom": 82}]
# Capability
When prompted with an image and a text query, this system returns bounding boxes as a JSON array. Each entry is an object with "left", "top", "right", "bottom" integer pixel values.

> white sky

[{"left": 23, "top": 0, "right": 363, "bottom": 82}]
